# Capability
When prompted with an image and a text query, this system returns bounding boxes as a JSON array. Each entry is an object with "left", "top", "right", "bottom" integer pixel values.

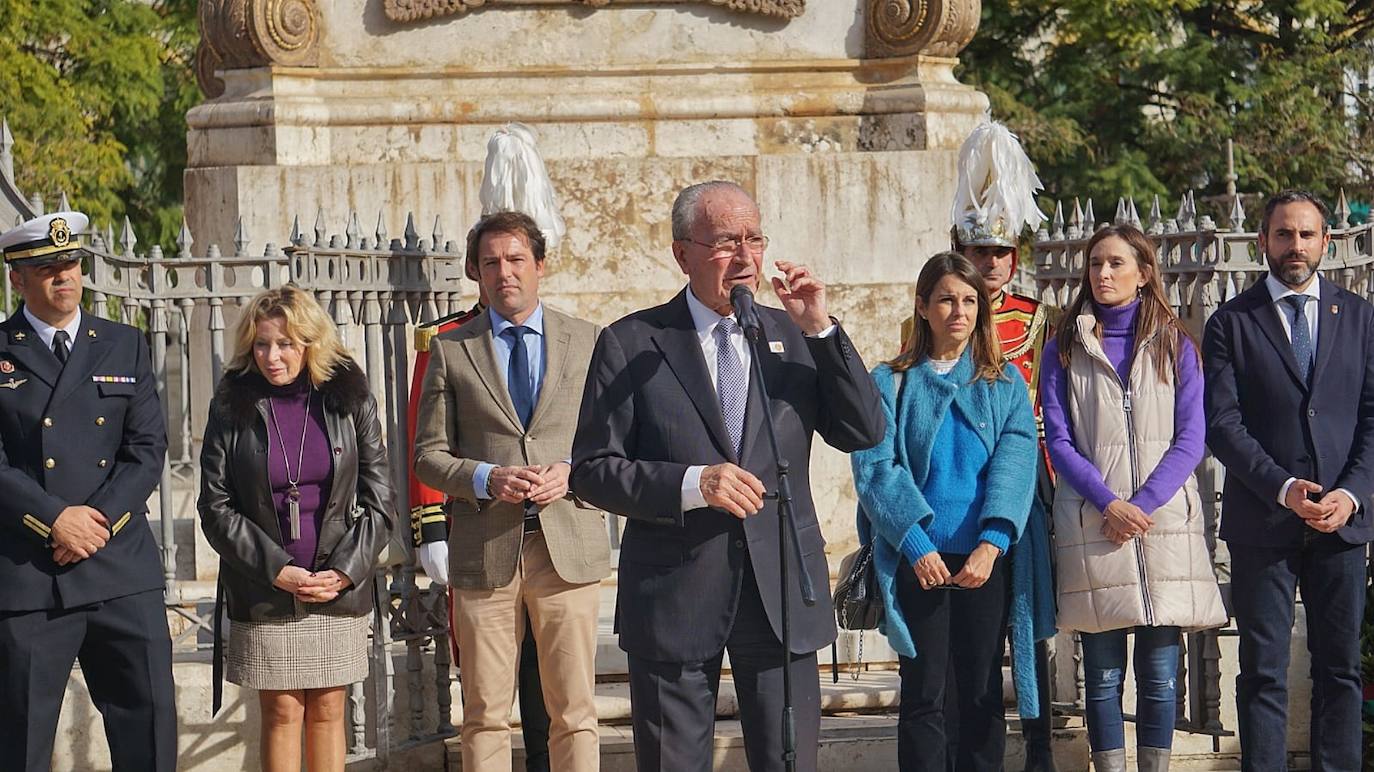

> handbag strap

[{"left": 892, "top": 368, "right": 906, "bottom": 467}]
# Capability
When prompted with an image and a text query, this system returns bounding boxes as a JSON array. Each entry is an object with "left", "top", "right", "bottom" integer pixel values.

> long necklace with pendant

[{"left": 267, "top": 385, "right": 311, "bottom": 541}]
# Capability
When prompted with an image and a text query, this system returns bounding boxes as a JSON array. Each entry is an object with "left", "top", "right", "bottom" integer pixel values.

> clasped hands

[
  {"left": 274, "top": 565, "right": 353, "bottom": 603},
  {"left": 913, "top": 542, "right": 1000, "bottom": 590},
  {"left": 1283, "top": 479, "right": 1354, "bottom": 533},
  {"left": 50, "top": 505, "right": 111, "bottom": 566},
  {"left": 488, "top": 462, "right": 571, "bottom": 506}
]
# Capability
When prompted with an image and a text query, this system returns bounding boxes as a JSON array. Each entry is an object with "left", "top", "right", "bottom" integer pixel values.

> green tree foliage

[
  {"left": 961, "top": 1, "right": 1374, "bottom": 218},
  {"left": 0, "top": 0, "right": 199, "bottom": 250}
]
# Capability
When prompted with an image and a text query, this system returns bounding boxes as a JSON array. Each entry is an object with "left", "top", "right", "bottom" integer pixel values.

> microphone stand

[{"left": 736, "top": 304, "right": 816, "bottom": 772}]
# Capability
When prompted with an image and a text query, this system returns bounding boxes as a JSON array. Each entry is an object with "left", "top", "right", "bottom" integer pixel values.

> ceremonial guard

[
  {"left": 0, "top": 211, "right": 177, "bottom": 770},
  {"left": 903, "top": 121, "right": 1061, "bottom": 771}
]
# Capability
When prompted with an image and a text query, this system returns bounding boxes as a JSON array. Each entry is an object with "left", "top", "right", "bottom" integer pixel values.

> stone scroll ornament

[
  {"left": 383, "top": 0, "right": 805, "bottom": 23},
  {"left": 197, "top": 0, "right": 322, "bottom": 98},
  {"left": 866, "top": 0, "right": 980, "bottom": 58}
]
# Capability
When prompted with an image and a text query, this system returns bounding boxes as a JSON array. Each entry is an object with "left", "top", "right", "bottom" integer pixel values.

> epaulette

[{"left": 414, "top": 304, "right": 483, "bottom": 352}]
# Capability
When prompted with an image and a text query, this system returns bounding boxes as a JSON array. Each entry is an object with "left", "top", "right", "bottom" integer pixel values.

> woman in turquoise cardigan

[{"left": 852, "top": 252, "right": 1056, "bottom": 771}]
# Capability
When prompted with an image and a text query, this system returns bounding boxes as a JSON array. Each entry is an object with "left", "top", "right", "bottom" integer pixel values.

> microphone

[{"left": 730, "top": 284, "right": 762, "bottom": 339}]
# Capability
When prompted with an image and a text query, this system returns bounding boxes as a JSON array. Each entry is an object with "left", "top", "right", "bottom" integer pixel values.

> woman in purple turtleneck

[
  {"left": 1040, "top": 225, "right": 1226, "bottom": 772},
  {"left": 199, "top": 286, "right": 394, "bottom": 772}
]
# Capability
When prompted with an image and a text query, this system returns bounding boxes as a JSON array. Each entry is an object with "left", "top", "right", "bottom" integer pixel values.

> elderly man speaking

[{"left": 571, "top": 180, "right": 884, "bottom": 772}]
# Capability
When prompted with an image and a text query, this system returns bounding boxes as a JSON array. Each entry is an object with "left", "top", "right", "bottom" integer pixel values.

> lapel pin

[
  {"left": 1331, "top": 305, "right": 1339, "bottom": 315},
  {"left": 0, "top": 361, "right": 12, "bottom": 374},
  {"left": 769, "top": 341, "right": 785, "bottom": 353},
  {"left": 13, "top": 332, "right": 25, "bottom": 341},
  {"left": 0, "top": 378, "right": 26, "bottom": 390}
]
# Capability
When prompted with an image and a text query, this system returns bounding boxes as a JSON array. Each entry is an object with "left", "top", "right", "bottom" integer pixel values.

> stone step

[{"left": 445, "top": 713, "right": 1095, "bottom": 771}]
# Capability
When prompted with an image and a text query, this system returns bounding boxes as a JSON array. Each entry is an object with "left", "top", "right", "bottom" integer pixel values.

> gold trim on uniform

[
  {"left": 415, "top": 326, "right": 437, "bottom": 353},
  {"left": 112, "top": 512, "right": 132, "bottom": 534},
  {"left": 3, "top": 237, "right": 82, "bottom": 262},
  {"left": 22, "top": 514, "right": 51, "bottom": 538}
]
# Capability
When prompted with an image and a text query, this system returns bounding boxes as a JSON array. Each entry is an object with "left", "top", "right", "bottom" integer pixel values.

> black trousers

[
  {"left": 517, "top": 620, "right": 551, "bottom": 772},
  {"left": 1231, "top": 533, "right": 1366, "bottom": 772},
  {"left": 895, "top": 552, "right": 1011, "bottom": 772},
  {"left": 626, "top": 563, "right": 822, "bottom": 772},
  {"left": 0, "top": 589, "right": 177, "bottom": 772}
]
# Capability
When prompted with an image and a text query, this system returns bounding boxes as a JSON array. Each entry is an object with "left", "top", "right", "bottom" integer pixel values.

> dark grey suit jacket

[{"left": 571, "top": 289, "right": 884, "bottom": 662}]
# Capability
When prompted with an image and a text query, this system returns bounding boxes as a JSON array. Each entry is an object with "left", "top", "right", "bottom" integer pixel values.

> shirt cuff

[
  {"left": 1278, "top": 477, "right": 1297, "bottom": 508},
  {"left": 805, "top": 323, "right": 838, "bottom": 339},
  {"left": 899, "top": 525, "right": 937, "bottom": 566},
  {"left": 978, "top": 521, "right": 1014, "bottom": 555},
  {"left": 1337, "top": 488, "right": 1361, "bottom": 512},
  {"left": 681, "top": 465, "right": 708, "bottom": 512},
  {"left": 473, "top": 463, "right": 496, "bottom": 501}
]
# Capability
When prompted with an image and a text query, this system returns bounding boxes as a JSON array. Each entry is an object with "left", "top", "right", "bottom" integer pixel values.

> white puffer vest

[{"left": 1053, "top": 313, "right": 1228, "bottom": 634}]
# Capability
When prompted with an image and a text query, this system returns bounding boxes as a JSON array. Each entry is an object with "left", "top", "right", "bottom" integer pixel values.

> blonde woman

[{"left": 198, "top": 285, "right": 394, "bottom": 772}]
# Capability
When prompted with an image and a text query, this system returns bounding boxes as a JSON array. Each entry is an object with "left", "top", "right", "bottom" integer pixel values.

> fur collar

[{"left": 215, "top": 358, "right": 370, "bottom": 426}]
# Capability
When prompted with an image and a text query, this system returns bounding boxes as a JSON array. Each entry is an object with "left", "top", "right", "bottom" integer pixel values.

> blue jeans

[{"left": 1080, "top": 625, "right": 1181, "bottom": 751}]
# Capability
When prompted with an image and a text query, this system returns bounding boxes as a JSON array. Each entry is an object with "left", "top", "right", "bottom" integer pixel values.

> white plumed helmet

[
  {"left": 478, "top": 122, "right": 567, "bottom": 250},
  {"left": 950, "top": 120, "right": 1046, "bottom": 248}
]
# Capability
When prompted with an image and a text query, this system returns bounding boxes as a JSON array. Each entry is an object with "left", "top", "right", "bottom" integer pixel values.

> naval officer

[{"left": 0, "top": 211, "right": 177, "bottom": 770}]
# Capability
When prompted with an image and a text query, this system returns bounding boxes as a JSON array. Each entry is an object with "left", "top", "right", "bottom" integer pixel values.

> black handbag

[
  {"left": 833, "top": 539, "right": 882, "bottom": 630},
  {"left": 833, "top": 368, "right": 906, "bottom": 633}
]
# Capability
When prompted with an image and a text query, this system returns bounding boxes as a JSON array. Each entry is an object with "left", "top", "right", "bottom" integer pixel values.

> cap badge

[{"left": 48, "top": 218, "right": 71, "bottom": 248}]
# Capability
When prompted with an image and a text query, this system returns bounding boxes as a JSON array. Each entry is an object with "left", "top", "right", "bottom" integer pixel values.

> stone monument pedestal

[{"left": 186, "top": 0, "right": 989, "bottom": 557}]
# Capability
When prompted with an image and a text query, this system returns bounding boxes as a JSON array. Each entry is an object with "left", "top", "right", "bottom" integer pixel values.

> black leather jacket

[{"left": 197, "top": 361, "right": 395, "bottom": 621}]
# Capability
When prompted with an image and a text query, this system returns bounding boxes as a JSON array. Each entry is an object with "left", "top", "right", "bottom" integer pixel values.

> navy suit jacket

[
  {"left": 1203, "top": 276, "right": 1374, "bottom": 547},
  {"left": 571, "top": 290, "right": 884, "bottom": 662},
  {"left": 0, "top": 309, "right": 167, "bottom": 611}
]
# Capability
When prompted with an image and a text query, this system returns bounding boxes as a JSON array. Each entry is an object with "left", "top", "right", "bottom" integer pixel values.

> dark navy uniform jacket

[{"left": 0, "top": 307, "right": 167, "bottom": 611}]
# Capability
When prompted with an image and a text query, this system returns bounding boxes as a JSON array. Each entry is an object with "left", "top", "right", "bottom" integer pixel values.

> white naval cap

[{"left": 0, "top": 211, "right": 90, "bottom": 266}]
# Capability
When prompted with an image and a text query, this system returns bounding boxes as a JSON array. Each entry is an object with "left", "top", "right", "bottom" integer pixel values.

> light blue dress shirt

[{"left": 472, "top": 303, "right": 546, "bottom": 500}]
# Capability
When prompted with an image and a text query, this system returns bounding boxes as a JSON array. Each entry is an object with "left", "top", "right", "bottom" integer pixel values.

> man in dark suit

[
  {"left": 570, "top": 180, "right": 884, "bottom": 772},
  {"left": 0, "top": 211, "right": 176, "bottom": 771},
  {"left": 1204, "top": 190, "right": 1374, "bottom": 771}
]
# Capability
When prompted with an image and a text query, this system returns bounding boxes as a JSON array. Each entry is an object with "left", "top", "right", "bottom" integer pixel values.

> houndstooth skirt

[{"left": 226, "top": 613, "right": 371, "bottom": 690}]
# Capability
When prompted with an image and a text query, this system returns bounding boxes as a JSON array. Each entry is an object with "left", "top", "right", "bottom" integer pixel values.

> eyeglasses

[{"left": 680, "top": 235, "right": 770, "bottom": 258}]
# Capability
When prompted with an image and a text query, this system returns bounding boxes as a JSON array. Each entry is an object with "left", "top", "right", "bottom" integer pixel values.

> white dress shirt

[
  {"left": 1263, "top": 273, "right": 1359, "bottom": 512},
  {"left": 678, "top": 287, "right": 836, "bottom": 512},
  {"left": 22, "top": 306, "right": 81, "bottom": 357}
]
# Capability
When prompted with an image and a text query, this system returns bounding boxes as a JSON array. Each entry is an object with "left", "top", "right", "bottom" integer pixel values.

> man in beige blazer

[{"left": 415, "top": 210, "right": 610, "bottom": 771}]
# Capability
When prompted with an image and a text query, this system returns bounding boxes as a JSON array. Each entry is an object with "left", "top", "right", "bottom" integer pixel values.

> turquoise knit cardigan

[{"left": 850, "top": 350, "right": 1058, "bottom": 719}]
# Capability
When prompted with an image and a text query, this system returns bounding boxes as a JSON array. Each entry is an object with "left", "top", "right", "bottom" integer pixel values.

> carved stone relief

[
  {"left": 197, "top": 0, "right": 322, "bottom": 98},
  {"left": 382, "top": 0, "right": 805, "bottom": 23},
  {"left": 866, "top": 0, "right": 980, "bottom": 59}
]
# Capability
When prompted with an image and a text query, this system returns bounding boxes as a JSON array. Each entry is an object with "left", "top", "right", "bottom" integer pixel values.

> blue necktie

[
  {"left": 1283, "top": 295, "right": 1313, "bottom": 382},
  {"left": 714, "top": 317, "right": 747, "bottom": 456},
  {"left": 504, "top": 326, "right": 534, "bottom": 427}
]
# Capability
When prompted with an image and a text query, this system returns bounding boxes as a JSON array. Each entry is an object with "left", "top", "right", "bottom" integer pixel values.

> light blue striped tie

[{"left": 715, "top": 317, "right": 747, "bottom": 456}]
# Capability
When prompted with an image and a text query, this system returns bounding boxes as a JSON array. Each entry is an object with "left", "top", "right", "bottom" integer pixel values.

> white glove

[{"left": 417, "top": 541, "right": 449, "bottom": 586}]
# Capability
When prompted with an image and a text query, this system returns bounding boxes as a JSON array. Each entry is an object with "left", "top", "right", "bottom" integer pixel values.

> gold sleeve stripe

[
  {"left": 410, "top": 503, "right": 443, "bottom": 516},
  {"left": 419, "top": 514, "right": 446, "bottom": 524},
  {"left": 22, "top": 514, "right": 51, "bottom": 537},
  {"left": 112, "top": 512, "right": 132, "bottom": 534}
]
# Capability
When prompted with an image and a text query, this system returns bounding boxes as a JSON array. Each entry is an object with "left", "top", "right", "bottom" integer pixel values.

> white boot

[
  {"left": 1090, "top": 748, "right": 1127, "bottom": 772},
  {"left": 1136, "top": 746, "right": 1171, "bottom": 772}
]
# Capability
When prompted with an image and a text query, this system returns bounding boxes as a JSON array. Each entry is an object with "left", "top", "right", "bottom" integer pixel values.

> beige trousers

[{"left": 454, "top": 531, "right": 601, "bottom": 771}]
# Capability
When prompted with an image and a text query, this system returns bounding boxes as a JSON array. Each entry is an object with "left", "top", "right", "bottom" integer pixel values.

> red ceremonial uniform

[{"left": 407, "top": 303, "right": 484, "bottom": 547}]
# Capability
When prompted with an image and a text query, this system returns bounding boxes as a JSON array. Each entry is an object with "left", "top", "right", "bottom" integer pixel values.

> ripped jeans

[{"left": 1079, "top": 625, "right": 1181, "bottom": 751}]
